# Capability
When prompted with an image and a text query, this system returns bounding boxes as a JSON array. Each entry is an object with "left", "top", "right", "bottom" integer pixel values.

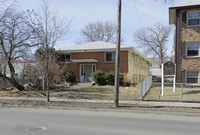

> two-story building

[
  {"left": 57, "top": 41, "right": 151, "bottom": 84},
  {"left": 169, "top": 0, "right": 200, "bottom": 84}
]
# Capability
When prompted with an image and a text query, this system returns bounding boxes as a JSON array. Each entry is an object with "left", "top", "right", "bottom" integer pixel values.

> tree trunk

[
  {"left": 10, "top": 78, "right": 24, "bottom": 90},
  {"left": 0, "top": 72, "right": 24, "bottom": 90}
]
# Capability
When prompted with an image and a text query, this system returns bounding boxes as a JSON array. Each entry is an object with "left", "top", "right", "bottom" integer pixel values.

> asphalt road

[{"left": 0, "top": 108, "right": 200, "bottom": 135}]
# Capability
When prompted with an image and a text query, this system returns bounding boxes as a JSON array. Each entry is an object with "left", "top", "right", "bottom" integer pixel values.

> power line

[{"left": 132, "top": 0, "right": 142, "bottom": 27}]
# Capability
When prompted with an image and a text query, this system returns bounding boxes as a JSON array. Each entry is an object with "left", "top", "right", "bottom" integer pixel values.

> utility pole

[
  {"left": 46, "top": 43, "right": 50, "bottom": 101},
  {"left": 45, "top": 5, "right": 50, "bottom": 102},
  {"left": 114, "top": 0, "right": 121, "bottom": 107}
]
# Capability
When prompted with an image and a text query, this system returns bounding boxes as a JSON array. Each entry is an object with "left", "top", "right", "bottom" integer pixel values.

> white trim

[
  {"left": 60, "top": 48, "right": 132, "bottom": 53},
  {"left": 79, "top": 65, "right": 84, "bottom": 83},
  {"left": 92, "top": 65, "right": 96, "bottom": 73},
  {"left": 72, "top": 59, "right": 98, "bottom": 63}
]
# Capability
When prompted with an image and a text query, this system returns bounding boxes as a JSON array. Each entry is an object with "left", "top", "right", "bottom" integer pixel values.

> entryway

[{"left": 80, "top": 64, "right": 96, "bottom": 82}]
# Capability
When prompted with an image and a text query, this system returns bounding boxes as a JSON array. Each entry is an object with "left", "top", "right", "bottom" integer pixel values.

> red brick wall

[
  {"left": 66, "top": 51, "right": 128, "bottom": 82},
  {"left": 176, "top": 8, "right": 200, "bottom": 83}
]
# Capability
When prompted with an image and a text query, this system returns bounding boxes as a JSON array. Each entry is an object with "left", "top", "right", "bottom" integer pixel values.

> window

[
  {"left": 188, "top": 11, "right": 200, "bottom": 26},
  {"left": 187, "top": 43, "right": 200, "bottom": 57},
  {"left": 66, "top": 54, "right": 71, "bottom": 62},
  {"left": 106, "top": 52, "right": 115, "bottom": 62},
  {"left": 92, "top": 65, "right": 96, "bottom": 72},
  {"left": 81, "top": 65, "right": 84, "bottom": 76},
  {"left": 187, "top": 71, "right": 199, "bottom": 83},
  {"left": 59, "top": 54, "right": 71, "bottom": 62}
]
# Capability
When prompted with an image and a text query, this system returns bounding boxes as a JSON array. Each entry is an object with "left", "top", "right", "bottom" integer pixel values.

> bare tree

[
  {"left": 134, "top": 22, "right": 172, "bottom": 66},
  {"left": 77, "top": 21, "right": 117, "bottom": 44},
  {"left": 25, "top": 48, "right": 68, "bottom": 89},
  {"left": 27, "top": 0, "right": 71, "bottom": 101},
  {"left": 0, "top": 6, "right": 39, "bottom": 90}
]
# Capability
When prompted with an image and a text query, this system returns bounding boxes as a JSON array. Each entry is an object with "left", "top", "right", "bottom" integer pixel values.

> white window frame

[
  {"left": 186, "top": 71, "right": 199, "bottom": 84},
  {"left": 105, "top": 52, "right": 116, "bottom": 62},
  {"left": 186, "top": 43, "right": 200, "bottom": 58},
  {"left": 187, "top": 11, "right": 200, "bottom": 27}
]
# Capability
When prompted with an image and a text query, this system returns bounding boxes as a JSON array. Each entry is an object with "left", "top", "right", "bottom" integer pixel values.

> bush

[
  {"left": 92, "top": 70, "right": 124, "bottom": 86},
  {"left": 105, "top": 71, "right": 115, "bottom": 85},
  {"left": 119, "top": 74, "right": 124, "bottom": 85},
  {"left": 63, "top": 71, "right": 76, "bottom": 83},
  {"left": 91, "top": 70, "right": 106, "bottom": 85}
]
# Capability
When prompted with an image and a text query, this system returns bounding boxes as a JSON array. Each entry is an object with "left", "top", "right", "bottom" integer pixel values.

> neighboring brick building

[
  {"left": 169, "top": 0, "right": 200, "bottom": 83},
  {"left": 57, "top": 41, "right": 151, "bottom": 84}
]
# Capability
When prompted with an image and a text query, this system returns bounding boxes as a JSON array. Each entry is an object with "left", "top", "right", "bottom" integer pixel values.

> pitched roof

[
  {"left": 170, "top": 0, "right": 200, "bottom": 9},
  {"left": 57, "top": 41, "right": 133, "bottom": 53}
]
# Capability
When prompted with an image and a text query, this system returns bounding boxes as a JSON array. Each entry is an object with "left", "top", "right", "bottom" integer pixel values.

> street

[{"left": 0, "top": 108, "right": 200, "bottom": 135}]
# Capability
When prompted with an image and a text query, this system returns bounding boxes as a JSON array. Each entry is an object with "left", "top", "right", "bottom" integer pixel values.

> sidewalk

[{"left": 0, "top": 96, "right": 200, "bottom": 108}]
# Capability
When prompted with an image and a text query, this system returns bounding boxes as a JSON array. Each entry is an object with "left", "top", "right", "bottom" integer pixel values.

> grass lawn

[
  {"left": 0, "top": 84, "right": 69, "bottom": 98},
  {"left": 60, "top": 85, "right": 140, "bottom": 101},
  {"left": 0, "top": 84, "right": 140, "bottom": 101},
  {"left": 145, "top": 84, "right": 200, "bottom": 101},
  {"left": 0, "top": 89, "right": 46, "bottom": 98}
]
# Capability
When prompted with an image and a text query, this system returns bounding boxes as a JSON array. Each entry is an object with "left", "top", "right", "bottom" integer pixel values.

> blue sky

[{"left": 18, "top": 0, "right": 183, "bottom": 56}]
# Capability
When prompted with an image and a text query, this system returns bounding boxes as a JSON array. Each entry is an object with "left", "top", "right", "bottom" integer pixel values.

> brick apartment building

[
  {"left": 169, "top": 0, "right": 200, "bottom": 84},
  {"left": 57, "top": 41, "right": 151, "bottom": 84}
]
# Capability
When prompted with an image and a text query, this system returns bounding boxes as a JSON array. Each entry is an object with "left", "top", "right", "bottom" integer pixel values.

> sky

[{"left": 15, "top": 0, "right": 183, "bottom": 57}]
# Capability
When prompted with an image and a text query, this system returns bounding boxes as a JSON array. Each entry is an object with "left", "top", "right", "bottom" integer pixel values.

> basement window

[{"left": 187, "top": 71, "right": 198, "bottom": 84}]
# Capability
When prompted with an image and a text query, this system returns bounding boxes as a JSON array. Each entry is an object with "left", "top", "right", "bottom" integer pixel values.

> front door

[
  {"left": 80, "top": 65, "right": 96, "bottom": 82},
  {"left": 84, "top": 65, "right": 92, "bottom": 82}
]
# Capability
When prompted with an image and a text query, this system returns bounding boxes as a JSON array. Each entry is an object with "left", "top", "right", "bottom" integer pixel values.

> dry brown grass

[
  {"left": 60, "top": 85, "right": 140, "bottom": 101},
  {"left": 0, "top": 83, "right": 69, "bottom": 98},
  {"left": 0, "top": 89, "right": 46, "bottom": 97},
  {"left": 0, "top": 84, "right": 140, "bottom": 101},
  {"left": 145, "top": 84, "right": 200, "bottom": 101}
]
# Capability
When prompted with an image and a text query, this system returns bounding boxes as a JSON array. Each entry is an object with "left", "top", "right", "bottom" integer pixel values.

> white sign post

[
  {"left": 173, "top": 64, "right": 176, "bottom": 92},
  {"left": 161, "top": 63, "right": 164, "bottom": 96},
  {"left": 39, "top": 75, "right": 45, "bottom": 93},
  {"left": 161, "top": 62, "right": 176, "bottom": 96}
]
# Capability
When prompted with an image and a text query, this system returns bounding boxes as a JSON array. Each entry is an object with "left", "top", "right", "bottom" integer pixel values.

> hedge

[{"left": 92, "top": 70, "right": 124, "bottom": 85}]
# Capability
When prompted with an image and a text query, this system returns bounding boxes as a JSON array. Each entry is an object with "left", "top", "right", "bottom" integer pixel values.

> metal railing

[
  {"left": 142, "top": 83, "right": 200, "bottom": 102},
  {"left": 132, "top": 75, "right": 149, "bottom": 84},
  {"left": 140, "top": 75, "right": 152, "bottom": 100}
]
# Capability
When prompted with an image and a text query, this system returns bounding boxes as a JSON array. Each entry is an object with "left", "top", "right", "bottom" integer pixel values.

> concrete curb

[{"left": 0, "top": 97, "right": 200, "bottom": 109}]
